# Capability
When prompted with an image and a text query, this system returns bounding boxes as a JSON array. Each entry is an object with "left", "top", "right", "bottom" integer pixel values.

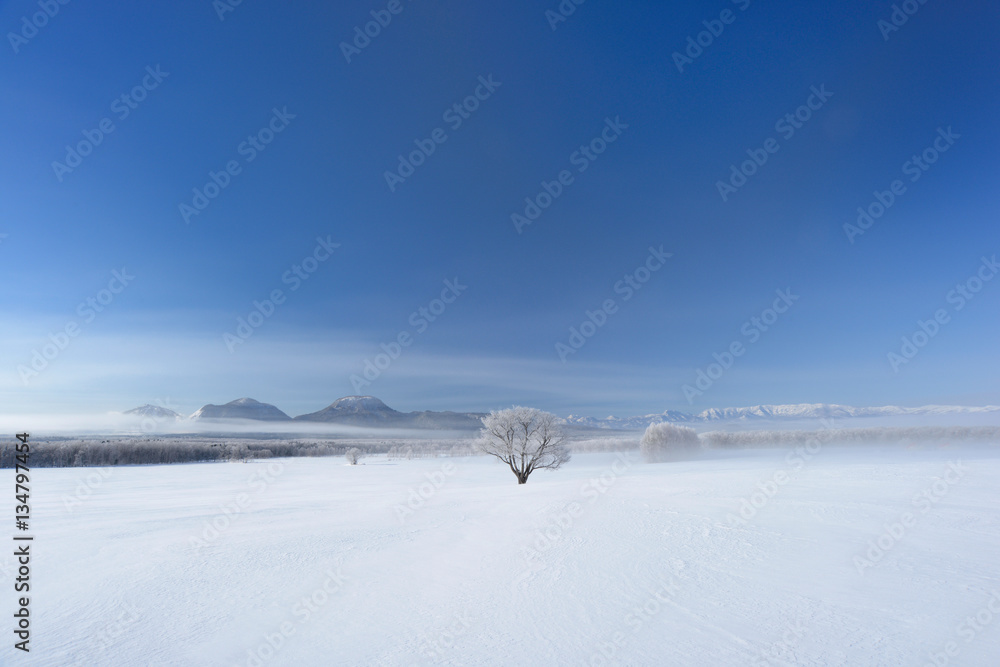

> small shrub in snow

[
  {"left": 345, "top": 447, "right": 362, "bottom": 465},
  {"left": 640, "top": 422, "right": 701, "bottom": 463}
]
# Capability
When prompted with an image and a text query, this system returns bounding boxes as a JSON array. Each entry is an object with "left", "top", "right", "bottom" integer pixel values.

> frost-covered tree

[
  {"left": 640, "top": 422, "right": 701, "bottom": 463},
  {"left": 228, "top": 444, "right": 251, "bottom": 463},
  {"left": 345, "top": 447, "right": 362, "bottom": 465},
  {"left": 477, "top": 407, "right": 570, "bottom": 484}
]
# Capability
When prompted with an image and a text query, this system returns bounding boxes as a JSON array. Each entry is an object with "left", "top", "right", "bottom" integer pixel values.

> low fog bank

[
  {"left": 691, "top": 411, "right": 1000, "bottom": 433},
  {"left": 565, "top": 435, "right": 641, "bottom": 452},
  {"left": 640, "top": 422, "right": 1000, "bottom": 465},
  {"left": 699, "top": 425, "right": 1000, "bottom": 449},
  {"left": 0, "top": 432, "right": 644, "bottom": 468},
  {"left": 6, "top": 408, "right": 997, "bottom": 438},
  {"left": 0, "top": 413, "right": 486, "bottom": 440},
  {"left": 0, "top": 436, "right": 485, "bottom": 469},
  {"left": 3, "top": 424, "right": 993, "bottom": 470}
]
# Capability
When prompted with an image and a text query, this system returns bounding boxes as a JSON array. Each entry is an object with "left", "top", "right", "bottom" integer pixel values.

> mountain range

[
  {"left": 121, "top": 398, "right": 1000, "bottom": 432},
  {"left": 145, "top": 396, "right": 487, "bottom": 430},
  {"left": 564, "top": 403, "right": 1000, "bottom": 430},
  {"left": 292, "top": 396, "right": 484, "bottom": 430}
]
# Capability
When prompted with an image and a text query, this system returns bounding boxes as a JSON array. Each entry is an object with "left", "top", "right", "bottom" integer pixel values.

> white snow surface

[{"left": 3, "top": 446, "right": 1000, "bottom": 666}]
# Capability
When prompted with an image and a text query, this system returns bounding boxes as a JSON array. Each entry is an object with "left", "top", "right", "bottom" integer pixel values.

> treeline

[
  {"left": 699, "top": 426, "right": 1000, "bottom": 449},
  {"left": 0, "top": 436, "right": 495, "bottom": 468},
  {"left": 383, "top": 436, "right": 639, "bottom": 459},
  {"left": 386, "top": 440, "right": 478, "bottom": 459},
  {"left": 567, "top": 436, "right": 640, "bottom": 452},
  {"left": 8, "top": 425, "right": 991, "bottom": 468},
  {"left": 0, "top": 438, "right": 350, "bottom": 468}
]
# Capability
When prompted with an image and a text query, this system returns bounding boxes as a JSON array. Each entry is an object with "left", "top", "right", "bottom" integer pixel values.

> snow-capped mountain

[
  {"left": 128, "top": 396, "right": 1000, "bottom": 431},
  {"left": 564, "top": 403, "right": 1000, "bottom": 430},
  {"left": 294, "top": 396, "right": 484, "bottom": 430},
  {"left": 697, "top": 403, "right": 1000, "bottom": 421},
  {"left": 123, "top": 405, "right": 184, "bottom": 420},
  {"left": 563, "top": 410, "right": 696, "bottom": 430},
  {"left": 294, "top": 396, "right": 405, "bottom": 425},
  {"left": 190, "top": 398, "right": 291, "bottom": 421}
]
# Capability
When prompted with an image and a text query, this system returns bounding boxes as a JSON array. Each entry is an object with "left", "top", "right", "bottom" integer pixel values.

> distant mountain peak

[
  {"left": 123, "top": 405, "right": 183, "bottom": 420},
  {"left": 229, "top": 397, "right": 265, "bottom": 406},
  {"left": 190, "top": 398, "right": 291, "bottom": 421},
  {"left": 329, "top": 396, "right": 393, "bottom": 411},
  {"left": 295, "top": 395, "right": 483, "bottom": 430}
]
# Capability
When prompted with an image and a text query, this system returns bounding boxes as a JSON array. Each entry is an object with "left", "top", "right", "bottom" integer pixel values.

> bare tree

[{"left": 477, "top": 407, "right": 570, "bottom": 484}]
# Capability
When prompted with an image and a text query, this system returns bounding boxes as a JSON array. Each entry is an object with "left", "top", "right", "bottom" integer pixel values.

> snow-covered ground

[{"left": 3, "top": 445, "right": 999, "bottom": 666}]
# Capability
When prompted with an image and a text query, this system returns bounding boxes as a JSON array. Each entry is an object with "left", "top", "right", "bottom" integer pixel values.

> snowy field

[{"left": 3, "top": 445, "right": 999, "bottom": 666}]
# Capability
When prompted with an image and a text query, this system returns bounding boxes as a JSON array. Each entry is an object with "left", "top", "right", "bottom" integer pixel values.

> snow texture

[{"left": 3, "top": 445, "right": 999, "bottom": 665}]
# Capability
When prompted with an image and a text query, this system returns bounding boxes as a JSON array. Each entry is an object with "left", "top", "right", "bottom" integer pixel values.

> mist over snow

[{"left": 5, "top": 396, "right": 1000, "bottom": 437}]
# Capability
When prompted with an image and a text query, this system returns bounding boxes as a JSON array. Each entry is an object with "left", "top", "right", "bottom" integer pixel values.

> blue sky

[{"left": 1, "top": 0, "right": 997, "bottom": 419}]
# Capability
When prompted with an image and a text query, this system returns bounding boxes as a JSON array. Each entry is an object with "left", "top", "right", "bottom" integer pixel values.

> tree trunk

[{"left": 517, "top": 473, "right": 528, "bottom": 484}]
